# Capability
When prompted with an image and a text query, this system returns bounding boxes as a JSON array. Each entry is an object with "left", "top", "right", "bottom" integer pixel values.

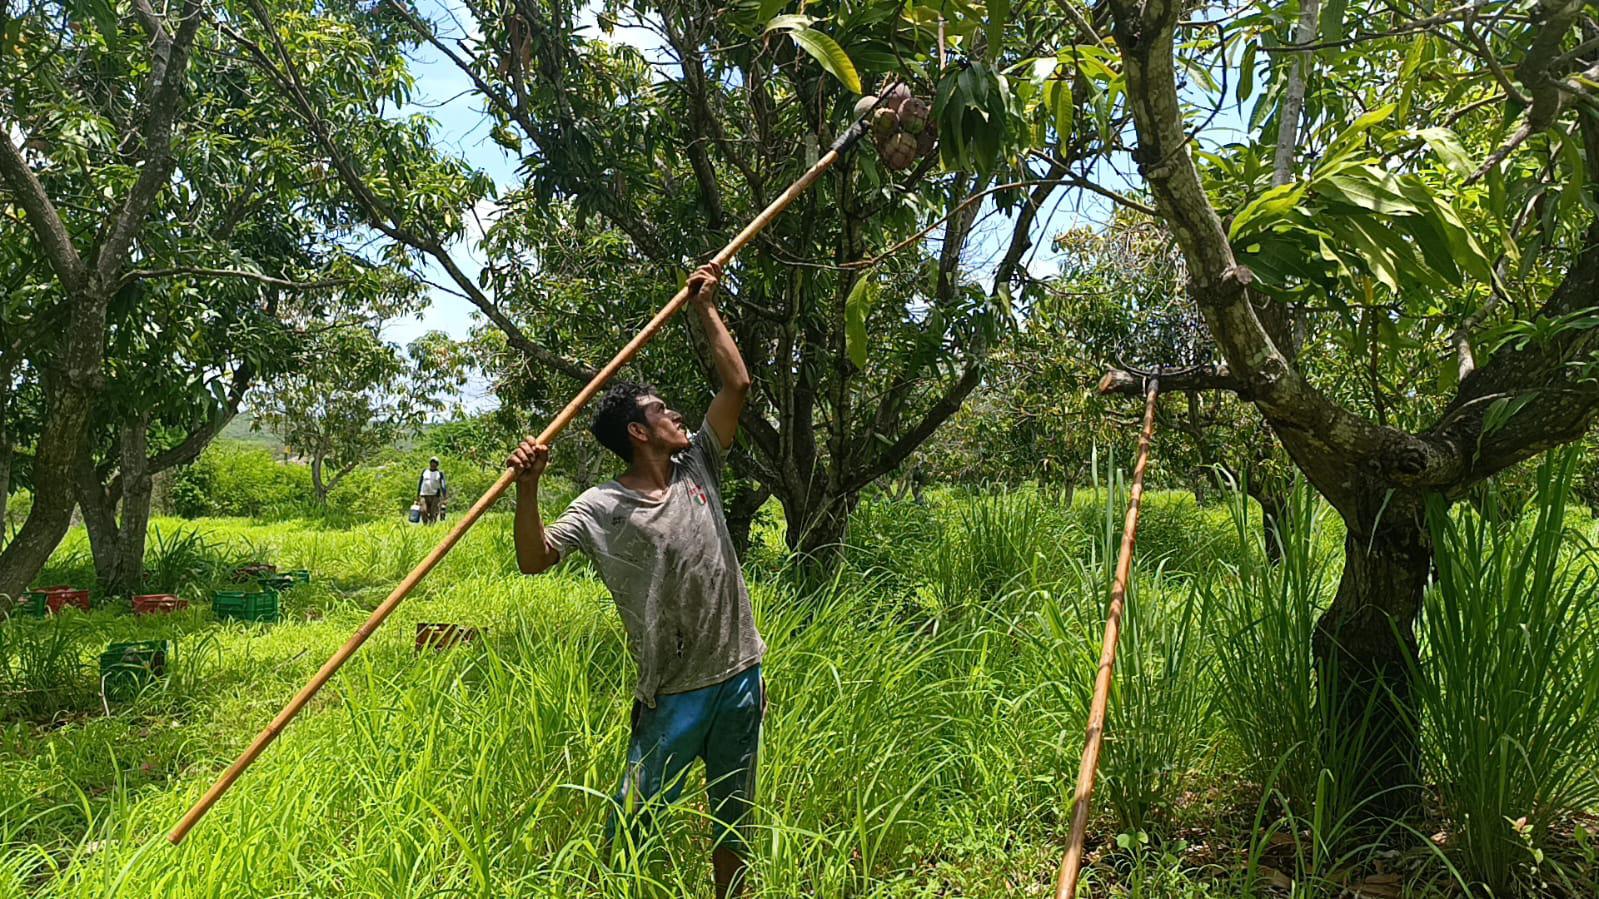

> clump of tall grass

[
  {"left": 1037, "top": 460, "right": 1214, "bottom": 838},
  {"left": 1418, "top": 450, "right": 1599, "bottom": 894},
  {"left": 142, "top": 527, "right": 248, "bottom": 598},
  {"left": 0, "top": 617, "right": 93, "bottom": 723},
  {"left": 1207, "top": 481, "right": 1335, "bottom": 808},
  {"left": 920, "top": 487, "right": 1066, "bottom": 618}
]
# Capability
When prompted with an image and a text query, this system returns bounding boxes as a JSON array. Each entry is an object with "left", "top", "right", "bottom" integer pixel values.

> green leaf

[
  {"left": 1228, "top": 183, "right": 1306, "bottom": 240},
  {"left": 1236, "top": 41, "right": 1257, "bottom": 106},
  {"left": 756, "top": 0, "right": 789, "bottom": 26},
  {"left": 1319, "top": 0, "right": 1347, "bottom": 46},
  {"left": 86, "top": 0, "right": 119, "bottom": 48},
  {"left": 1405, "top": 212, "right": 1462, "bottom": 285},
  {"left": 1396, "top": 35, "right": 1430, "bottom": 122},
  {"left": 786, "top": 27, "right": 862, "bottom": 94},
  {"left": 1319, "top": 166, "right": 1421, "bottom": 215},
  {"left": 762, "top": 13, "right": 817, "bottom": 32},
  {"left": 1321, "top": 103, "right": 1397, "bottom": 168},
  {"left": 1347, "top": 102, "right": 1397, "bottom": 134},
  {"left": 1480, "top": 393, "right": 1537, "bottom": 443},
  {"left": 845, "top": 276, "right": 875, "bottom": 369},
  {"left": 985, "top": 0, "right": 1009, "bottom": 61},
  {"left": 1051, "top": 79, "right": 1074, "bottom": 146},
  {"left": 1333, "top": 217, "right": 1405, "bottom": 293},
  {"left": 1411, "top": 127, "right": 1475, "bottom": 178}
]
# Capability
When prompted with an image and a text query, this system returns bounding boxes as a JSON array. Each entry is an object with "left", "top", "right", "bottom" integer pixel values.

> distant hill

[
  {"left": 216, "top": 414, "right": 444, "bottom": 455},
  {"left": 220, "top": 415, "right": 284, "bottom": 451}
]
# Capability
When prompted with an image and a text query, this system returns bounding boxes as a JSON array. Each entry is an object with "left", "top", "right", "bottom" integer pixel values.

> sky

[
  {"left": 381, "top": 3, "right": 1258, "bottom": 410},
  {"left": 378, "top": 2, "right": 673, "bottom": 410}
]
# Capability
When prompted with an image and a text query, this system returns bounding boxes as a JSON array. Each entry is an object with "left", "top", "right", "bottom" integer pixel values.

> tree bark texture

[
  {"left": 115, "top": 416, "right": 155, "bottom": 593},
  {"left": 0, "top": 317, "right": 104, "bottom": 597},
  {"left": 1314, "top": 495, "right": 1431, "bottom": 821},
  {"left": 76, "top": 414, "right": 157, "bottom": 596},
  {"left": 311, "top": 454, "right": 327, "bottom": 503}
]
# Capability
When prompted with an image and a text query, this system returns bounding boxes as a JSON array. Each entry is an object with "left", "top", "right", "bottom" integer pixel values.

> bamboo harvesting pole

[
  {"left": 1054, "top": 375, "right": 1160, "bottom": 898},
  {"left": 167, "top": 115, "right": 878, "bottom": 846}
]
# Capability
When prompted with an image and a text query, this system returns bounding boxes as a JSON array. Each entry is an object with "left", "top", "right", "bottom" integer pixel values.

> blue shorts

[{"left": 608, "top": 664, "right": 764, "bottom": 854}]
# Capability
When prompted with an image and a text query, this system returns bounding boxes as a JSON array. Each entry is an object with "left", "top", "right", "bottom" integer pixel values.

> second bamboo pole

[{"left": 1054, "top": 376, "right": 1160, "bottom": 898}]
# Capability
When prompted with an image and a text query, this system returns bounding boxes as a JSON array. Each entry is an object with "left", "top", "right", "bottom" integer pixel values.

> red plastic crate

[
  {"left": 133, "top": 594, "right": 189, "bottom": 615},
  {"left": 25, "top": 586, "right": 91, "bottom": 615}
]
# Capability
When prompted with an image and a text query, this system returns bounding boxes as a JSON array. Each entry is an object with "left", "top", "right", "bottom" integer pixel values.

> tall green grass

[
  {"left": 2, "top": 471, "right": 1597, "bottom": 897},
  {"left": 1036, "top": 459, "right": 1214, "bottom": 839},
  {"left": 1419, "top": 451, "right": 1599, "bottom": 894},
  {"left": 0, "top": 616, "right": 93, "bottom": 723},
  {"left": 1203, "top": 480, "right": 1407, "bottom": 889}
]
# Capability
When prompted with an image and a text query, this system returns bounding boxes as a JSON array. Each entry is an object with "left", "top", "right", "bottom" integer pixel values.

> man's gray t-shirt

[{"left": 545, "top": 423, "right": 765, "bottom": 705}]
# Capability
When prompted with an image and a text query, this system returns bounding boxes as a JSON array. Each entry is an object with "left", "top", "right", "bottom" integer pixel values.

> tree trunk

[
  {"left": 782, "top": 489, "right": 857, "bottom": 561},
  {"left": 76, "top": 416, "right": 157, "bottom": 596},
  {"left": 0, "top": 438, "right": 11, "bottom": 549},
  {"left": 1312, "top": 493, "right": 1431, "bottom": 824},
  {"left": 114, "top": 417, "right": 153, "bottom": 593},
  {"left": 724, "top": 482, "right": 770, "bottom": 558},
  {"left": 77, "top": 463, "right": 120, "bottom": 589},
  {"left": 1248, "top": 476, "right": 1290, "bottom": 564},
  {"left": 0, "top": 357, "right": 11, "bottom": 547},
  {"left": 0, "top": 362, "right": 97, "bottom": 597},
  {"left": 311, "top": 454, "right": 327, "bottom": 504}
]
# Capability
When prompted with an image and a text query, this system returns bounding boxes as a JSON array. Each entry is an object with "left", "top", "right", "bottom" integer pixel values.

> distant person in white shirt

[{"left": 417, "top": 457, "right": 447, "bottom": 524}]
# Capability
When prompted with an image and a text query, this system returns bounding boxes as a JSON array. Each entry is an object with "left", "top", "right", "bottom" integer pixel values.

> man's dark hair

[{"left": 591, "top": 381, "right": 657, "bottom": 462}]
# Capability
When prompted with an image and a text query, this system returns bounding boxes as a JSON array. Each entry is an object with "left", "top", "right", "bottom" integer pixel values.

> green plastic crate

[
  {"left": 100, "top": 640, "right": 173, "bottom": 700},
  {"left": 19, "top": 591, "right": 48, "bottom": 617},
  {"left": 213, "top": 588, "right": 280, "bottom": 623},
  {"left": 258, "top": 569, "right": 310, "bottom": 592}
]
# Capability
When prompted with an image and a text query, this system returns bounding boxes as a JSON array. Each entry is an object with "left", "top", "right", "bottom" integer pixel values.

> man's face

[
  {"left": 429, "top": 461, "right": 439, "bottom": 470},
  {"left": 631, "top": 394, "right": 690, "bottom": 453}
]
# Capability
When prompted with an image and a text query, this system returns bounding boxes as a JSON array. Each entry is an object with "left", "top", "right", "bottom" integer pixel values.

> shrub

[{"left": 169, "top": 442, "right": 309, "bottom": 519}]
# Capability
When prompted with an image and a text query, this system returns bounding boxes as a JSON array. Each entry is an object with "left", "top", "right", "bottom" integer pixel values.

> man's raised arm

[
  {"left": 688, "top": 261, "right": 751, "bottom": 451},
  {"left": 507, "top": 440, "right": 560, "bottom": 575}
]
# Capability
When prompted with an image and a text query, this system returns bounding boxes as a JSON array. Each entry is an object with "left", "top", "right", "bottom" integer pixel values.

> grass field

[{"left": 1, "top": 476, "right": 1596, "bottom": 897}]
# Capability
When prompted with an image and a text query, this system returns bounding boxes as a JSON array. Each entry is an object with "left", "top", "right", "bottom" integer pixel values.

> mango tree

[
  {"left": 0, "top": 0, "right": 428, "bottom": 595},
  {"left": 253, "top": 326, "right": 466, "bottom": 505},
  {"left": 1078, "top": 0, "right": 1599, "bottom": 817},
  {"left": 234, "top": 0, "right": 1109, "bottom": 554}
]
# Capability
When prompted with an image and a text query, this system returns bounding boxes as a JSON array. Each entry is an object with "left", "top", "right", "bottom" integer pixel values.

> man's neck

[{"left": 619, "top": 452, "right": 673, "bottom": 493}]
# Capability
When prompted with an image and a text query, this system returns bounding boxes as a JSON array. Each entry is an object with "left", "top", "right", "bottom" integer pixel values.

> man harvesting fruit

[{"left": 507, "top": 261, "right": 764, "bottom": 899}]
